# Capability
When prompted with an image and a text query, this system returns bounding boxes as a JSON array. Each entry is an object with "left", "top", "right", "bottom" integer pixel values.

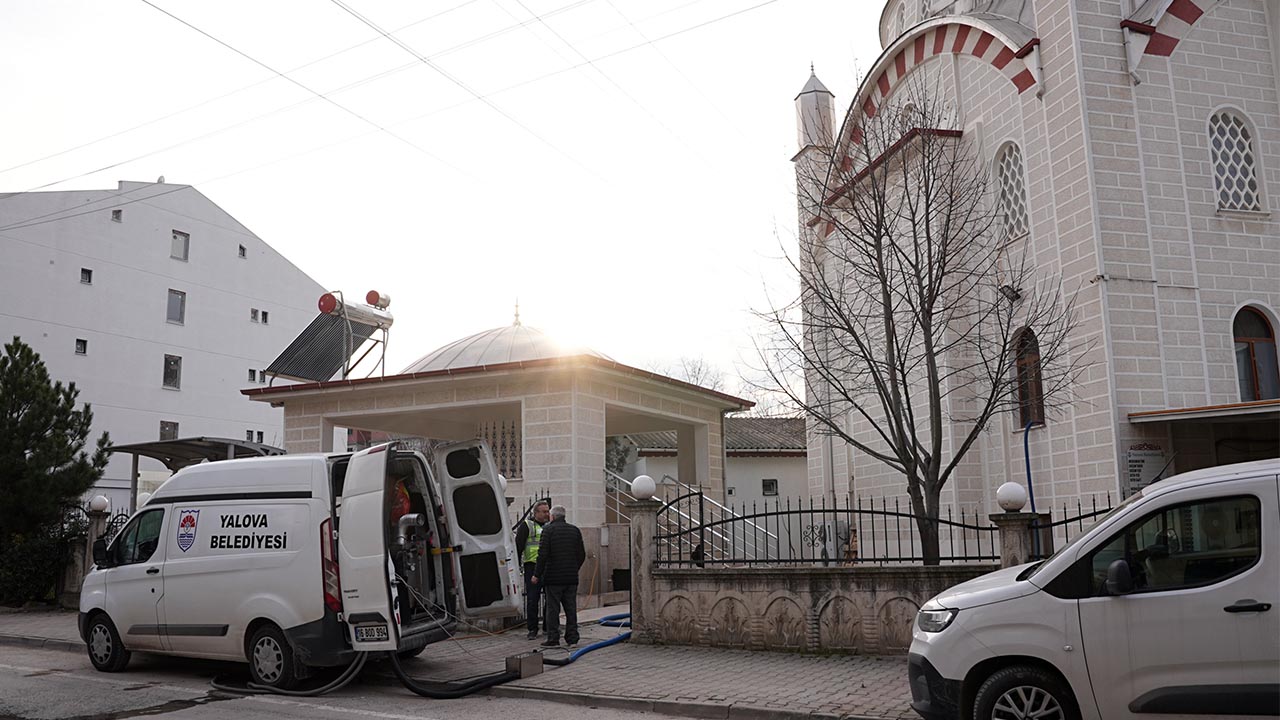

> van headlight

[{"left": 916, "top": 607, "right": 957, "bottom": 633}]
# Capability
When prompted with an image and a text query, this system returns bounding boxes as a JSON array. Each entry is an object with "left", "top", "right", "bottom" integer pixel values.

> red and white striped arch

[
  {"left": 1121, "top": 0, "right": 1226, "bottom": 59},
  {"left": 846, "top": 16, "right": 1042, "bottom": 137}
]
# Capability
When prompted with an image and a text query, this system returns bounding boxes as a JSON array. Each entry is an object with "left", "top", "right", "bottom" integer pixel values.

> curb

[
  {"left": 490, "top": 685, "right": 892, "bottom": 720},
  {"left": 0, "top": 633, "right": 83, "bottom": 655}
]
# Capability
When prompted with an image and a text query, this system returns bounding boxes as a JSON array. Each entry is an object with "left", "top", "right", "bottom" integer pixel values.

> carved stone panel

[
  {"left": 704, "top": 596, "right": 753, "bottom": 648},
  {"left": 817, "top": 596, "right": 863, "bottom": 651},
  {"left": 878, "top": 597, "right": 920, "bottom": 653},
  {"left": 658, "top": 595, "right": 697, "bottom": 645},
  {"left": 761, "top": 597, "right": 806, "bottom": 650}
]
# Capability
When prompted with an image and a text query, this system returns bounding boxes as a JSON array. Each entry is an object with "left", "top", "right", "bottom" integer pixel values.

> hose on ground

[
  {"left": 388, "top": 651, "right": 517, "bottom": 698},
  {"left": 542, "top": 613, "right": 631, "bottom": 666}
]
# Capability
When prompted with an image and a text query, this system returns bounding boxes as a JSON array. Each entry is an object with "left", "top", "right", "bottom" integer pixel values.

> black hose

[{"left": 387, "top": 652, "right": 517, "bottom": 698}]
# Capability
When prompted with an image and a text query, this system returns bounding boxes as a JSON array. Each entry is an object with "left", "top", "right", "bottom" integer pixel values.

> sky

[{"left": 1, "top": 0, "right": 885, "bottom": 393}]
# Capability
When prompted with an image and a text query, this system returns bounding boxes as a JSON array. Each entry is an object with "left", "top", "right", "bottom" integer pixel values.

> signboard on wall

[{"left": 1126, "top": 443, "right": 1167, "bottom": 496}]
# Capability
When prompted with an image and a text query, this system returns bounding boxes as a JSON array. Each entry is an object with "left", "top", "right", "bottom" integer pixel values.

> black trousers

[
  {"left": 542, "top": 584, "right": 579, "bottom": 644},
  {"left": 523, "top": 563, "right": 541, "bottom": 633}
]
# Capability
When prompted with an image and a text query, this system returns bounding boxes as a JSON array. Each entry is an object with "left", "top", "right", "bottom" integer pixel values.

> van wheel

[
  {"left": 85, "top": 614, "right": 130, "bottom": 673},
  {"left": 973, "top": 665, "right": 1078, "bottom": 720},
  {"left": 247, "top": 624, "right": 299, "bottom": 690}
]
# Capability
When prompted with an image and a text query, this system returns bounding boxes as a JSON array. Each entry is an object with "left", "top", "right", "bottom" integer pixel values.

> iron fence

[
  {"left": 655, "top": 492, "right": 999, "bottom": 567},
  {"left": 1027, "top": 494, "right": 1114, "bottom": 561}
]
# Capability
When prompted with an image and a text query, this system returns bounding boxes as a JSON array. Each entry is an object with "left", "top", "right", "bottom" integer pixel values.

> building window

[
  {"left": 171, "top": 230, "right": 190, "bottom": 261},
  {"left": 727, "top": 486, "right": 736, "bottom": 497},
  {"left": 1209, "top": 110, "right": 1262, "bottom": 212},
  {"left": 1015, "top": 329, "right": 1045, "bottom": 426},
  {"left": 160, "top": 421, "right": 179, "bottom": 440},
  {"left": 167, "top": 289, "right": 186, "bottom": 324},
  {"left": 248, "top": 369, "right": 257, "bottom": 382},
  {"left": 995, "top": 142, "right": 1031, "bottom": 240},
  {"left": 260, "top": 310, "right": 269, "bottom": 325},
  {"left": 250, "top": 308, "right": 259, "bottom": 323},
  {"left": 1234, "top": 307, "right": 1279, "bottom": 401},
  {"left": 260, "top": 369, "right": 267, "bottom": 383},
  {"left": 918, "top": 0, "right": 930, "bottom": 21},
  {"left": 80, "top": 268, "right": 93, "bottom": 284},
  {"left": 238, "top": 244, "right": 247, "bottom": 258},
  {"left": 75, "top": 338, "right": 87, "bottom": 355},
  {"left": 256, "top": 431, "right": 264, "bottom": 444},
  {"left": 163, "top": 354, "right": 182, "bottom": 389},
  {"left": 111, "top": 209, "right": 123, "bottom": 223},
  {"left": 762, "top": 478, "right": 779, "bottom": 496},
  {"left": 246, "top": 430, "right": 254, "bottom": 442}
]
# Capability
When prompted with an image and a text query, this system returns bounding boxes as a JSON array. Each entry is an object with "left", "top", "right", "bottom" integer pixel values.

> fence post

[
  {"left": 626, "top": 497, "right": 663, "bottom": 644},
  {"left": 987, "top": 512, "right": 1039, "bottom": 568}
]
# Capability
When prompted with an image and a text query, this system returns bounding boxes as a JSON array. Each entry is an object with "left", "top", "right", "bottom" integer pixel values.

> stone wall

[{"left": 642, "top": 564, "right": 994, "bottom": 654}]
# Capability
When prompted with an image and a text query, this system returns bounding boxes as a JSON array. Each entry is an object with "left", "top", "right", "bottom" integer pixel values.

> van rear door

[
  {"left": 433, "top": 440, "right": 520, "bottom": 619},
  {"left": 337, "top": 443, "right": 399, "bottom": 651}
]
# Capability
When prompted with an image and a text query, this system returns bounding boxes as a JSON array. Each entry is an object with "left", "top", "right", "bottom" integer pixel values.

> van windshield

[{"left": 1025, "top": 488, "right": 1146, "bottom": 579}]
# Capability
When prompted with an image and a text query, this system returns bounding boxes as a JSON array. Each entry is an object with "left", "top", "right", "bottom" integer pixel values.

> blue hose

[{"left": 542, "top": 613, "right": 631, "bottom": 666}]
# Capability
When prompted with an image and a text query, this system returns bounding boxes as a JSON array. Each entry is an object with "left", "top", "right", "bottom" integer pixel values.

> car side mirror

[
  {"left": 92, "top": 538, "right": 110, "bottom": 568},
  {"left": 1105, "top": 558, "right": 1133, "bottom": 595}
]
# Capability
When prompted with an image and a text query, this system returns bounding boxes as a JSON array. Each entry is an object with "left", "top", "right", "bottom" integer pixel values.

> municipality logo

[{"left": 177, "top": 510, "right": 200, "bottom": 552}]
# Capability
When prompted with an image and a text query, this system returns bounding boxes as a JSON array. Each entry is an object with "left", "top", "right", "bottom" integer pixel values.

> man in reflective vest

[{"left": 515, "top": 500, "right": 550, "bottom": 640}]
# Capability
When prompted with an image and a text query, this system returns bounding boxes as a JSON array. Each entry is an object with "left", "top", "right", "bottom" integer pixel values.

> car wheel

[
  {"left": 85, "top": 614, "right": 131, "bottom": 673},
  {"left": 247, "top": 624, "right": 299, "bottom": 690},
  {"left": 973, "top": 665, "right": 1079, "bottom": 720}
]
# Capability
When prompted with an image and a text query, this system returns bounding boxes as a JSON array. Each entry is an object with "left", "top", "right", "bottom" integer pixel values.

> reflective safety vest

[{"left": 522, "top": 519, "right": 543, "bottom": 564}]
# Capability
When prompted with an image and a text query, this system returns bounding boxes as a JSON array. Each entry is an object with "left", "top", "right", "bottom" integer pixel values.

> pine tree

[{"left": 0, "top": 337, "right": 110, "bottom": 544}]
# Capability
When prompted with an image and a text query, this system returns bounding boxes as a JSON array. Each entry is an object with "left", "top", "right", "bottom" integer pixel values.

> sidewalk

[{"left": 0, "top": 607, "right": 915, "bottom": 720}]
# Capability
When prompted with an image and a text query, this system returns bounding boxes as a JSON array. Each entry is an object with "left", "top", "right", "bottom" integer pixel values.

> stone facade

[{"left": 798, "top": 0, "right": 1280, "bottom": 540}]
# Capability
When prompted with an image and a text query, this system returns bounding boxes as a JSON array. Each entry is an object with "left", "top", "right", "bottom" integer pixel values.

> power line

[
  {"left": 510, "top": 0, "right": 714, "bottom": 167},
  {"left": 327, "top": 0, "right": 603, "bottom": 179},
  {"left": 138, "top": 0, "right": 470, "bottom": 176},
  {"left": 0, "top": 0, "right": 785, "bottom": 235}
]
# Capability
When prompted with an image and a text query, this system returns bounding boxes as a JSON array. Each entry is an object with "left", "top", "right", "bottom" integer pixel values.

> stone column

[
  {"left": 626, "top": 498, "right": 663, "bottom": 644},
  {"left": 988, "top": 512, "right": 1039, "bottom": 568}
]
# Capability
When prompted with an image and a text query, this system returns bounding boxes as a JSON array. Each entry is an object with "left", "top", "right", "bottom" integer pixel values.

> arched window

[
  {"left": 918, "top": 0, "right": 931, "bottom": 22},
  {"left": 995, "top": 142, "right": 1030, "bottom": 239},
  {"left": 900, "top": 102, "right": 918, "bottom": 134},
  {"left": 1016, "top": 329, "right": 1045, "bottom": 426},
  {"left": 1209, "top": 110, "right": 1262, "bottom": 212},
  {"left": 1234, "top": 307, "right": 1279, "bottom": 401}
]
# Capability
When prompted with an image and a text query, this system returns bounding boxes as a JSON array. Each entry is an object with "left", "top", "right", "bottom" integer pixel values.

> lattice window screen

[
  {"left": 1210, "top": 111, "right": 1262, "bottom": 212},
  {"left": 995, "top": 143, "right": 1030, "bottom": 240},
  {"left": 478, "top": 420, "right": 522, "bottom": 479}
]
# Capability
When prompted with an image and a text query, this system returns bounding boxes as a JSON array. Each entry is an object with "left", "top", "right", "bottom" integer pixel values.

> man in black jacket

[{"left": 531, "top": 504, "right": 586, "bottom": 647}]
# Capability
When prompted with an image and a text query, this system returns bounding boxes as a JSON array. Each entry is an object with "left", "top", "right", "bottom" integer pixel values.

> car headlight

[{"left": 916, "top": 607, "right": 957, "bottom": 633}]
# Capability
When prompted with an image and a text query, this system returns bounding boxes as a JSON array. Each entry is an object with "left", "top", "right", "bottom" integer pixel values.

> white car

[
  {"left": 79, "top": 441, "right": 520, "bottom": 688},
  {"left": 909, "top": 458, "right": 1279, "bottom": 720}
]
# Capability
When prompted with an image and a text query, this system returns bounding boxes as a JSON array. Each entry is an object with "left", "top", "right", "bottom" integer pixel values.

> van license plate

[{"left": 356, "top": 625, "right": 389, "bottom": 642}]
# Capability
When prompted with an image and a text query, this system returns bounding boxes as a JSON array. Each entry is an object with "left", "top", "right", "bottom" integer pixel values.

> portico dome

[{"left": 401, "top": 322, "right": 610, "bottom": 374}]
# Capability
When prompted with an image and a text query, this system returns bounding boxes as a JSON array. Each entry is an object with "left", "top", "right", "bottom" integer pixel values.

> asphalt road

[{"left": 0, "top": 646, "right": 665, "bottom": 720}]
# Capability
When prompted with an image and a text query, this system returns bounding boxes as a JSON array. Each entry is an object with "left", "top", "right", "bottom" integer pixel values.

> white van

[
  {"left": 79, "top": 440, "right": 520, "bottom": 688},
  {"left": 909, "top": 458, "right": 1279, "bottom": 720}
]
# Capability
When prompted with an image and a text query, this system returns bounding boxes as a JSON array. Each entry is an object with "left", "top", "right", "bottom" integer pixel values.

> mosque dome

[{"left": 401, "top": 321, "right": 609, "bottom": 374}]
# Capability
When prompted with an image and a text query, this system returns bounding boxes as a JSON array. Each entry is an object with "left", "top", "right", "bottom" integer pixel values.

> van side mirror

[
  {"left": 1105, "top": 559, "right": 1133, "bottom": 595},
  {"left": 92, "top": 538, "right": 110, "bottom": 568}
]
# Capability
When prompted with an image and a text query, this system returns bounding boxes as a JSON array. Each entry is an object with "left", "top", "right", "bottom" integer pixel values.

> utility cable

[
  {"left": 138, "top": 0, "right": 468, "bottom": 177},
  {"left": 327, "top": 0, "right": 603, "bottom": 180}
]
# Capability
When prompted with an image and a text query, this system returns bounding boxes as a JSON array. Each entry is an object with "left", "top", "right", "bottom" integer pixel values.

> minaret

[
  {"left": 792, "top": 67, "right": 838, "bottom": 502},
  {"left": 795, "top": 64, "right": 835, "bottom": 154}
]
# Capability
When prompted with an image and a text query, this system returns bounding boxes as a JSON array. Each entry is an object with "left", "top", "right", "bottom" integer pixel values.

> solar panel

[{"left": 265, "top": 313, "right": 377, "bottom": 383}]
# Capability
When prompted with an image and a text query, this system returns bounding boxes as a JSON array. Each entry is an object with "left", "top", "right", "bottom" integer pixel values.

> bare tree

[
  {"left": 757, "top": 78, "right": 1088, "bottom": 564},
  {"left": 649, "top": 356, "right": 727, "bottom": 392}
]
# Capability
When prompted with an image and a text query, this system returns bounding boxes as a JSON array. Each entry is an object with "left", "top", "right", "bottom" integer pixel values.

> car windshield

[{"left": 1025, "top": 488, "right": 1147, "bottom": 579}]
